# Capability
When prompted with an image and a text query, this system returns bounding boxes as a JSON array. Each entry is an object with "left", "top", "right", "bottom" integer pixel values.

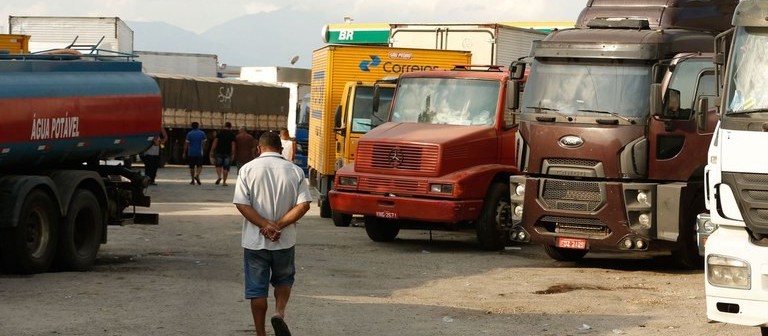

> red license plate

[
  {"left": 375, "top": 211, "right": 398, "bottom": 219},
  {"left": 557, "top": 237, "right": 587, "bottom": 250}
]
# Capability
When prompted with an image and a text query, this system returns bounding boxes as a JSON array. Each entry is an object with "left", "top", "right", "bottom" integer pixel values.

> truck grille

[
  {"left": 358, "top": 176, "right": 427, "bottom": 195},
  {"left": 723, "top": 172, "right": 768, "bottom": 234},
  {"left": 356, "top": 143, "right": 439, "bottom": 174},
  {"left": 537, "top": 216, "right": 610, "bottom": 237},
  {"left": 541, "top": 179, "right": 604, "bottom": 212},
  {"left": 546, "top": 158, "right": 599, "bottom": 167}
]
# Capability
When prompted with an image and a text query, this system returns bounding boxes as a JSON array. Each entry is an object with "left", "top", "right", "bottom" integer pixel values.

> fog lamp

[
  {"left": 513, "top": 205, "right": 523, "bottom": 218},
  {"left": 637, "top": 191, "right": 650, "bottom": 206},
  {"left": 638, "top": 213, "right": 651, "bottom": 227},
  {"left": 515, "top": 184, "right": 525, "bottom": 196}
]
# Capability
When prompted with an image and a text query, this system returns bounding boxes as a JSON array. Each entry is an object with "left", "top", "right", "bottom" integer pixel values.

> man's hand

[{"left": 260, "top": 222, "right": 282, "bottom": 241}]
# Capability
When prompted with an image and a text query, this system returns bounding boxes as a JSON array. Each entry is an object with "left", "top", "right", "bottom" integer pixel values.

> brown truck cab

[
  {"left": 329, "top": 66, "right": 520, "bottom": 250},
  {"left": 508, "top": 0, "right": 736, "bottom": 267}
]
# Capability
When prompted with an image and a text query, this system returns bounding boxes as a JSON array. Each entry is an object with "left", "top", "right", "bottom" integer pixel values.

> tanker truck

[{"left": 0, "top": 52, "right": 162, "bottom": 274}]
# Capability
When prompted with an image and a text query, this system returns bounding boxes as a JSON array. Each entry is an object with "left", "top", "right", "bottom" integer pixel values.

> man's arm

[
  {"left": 230, "top": 139, "right": 236, "bottom": 161},
  {"left": 182, "top": 141, "right": 188, "bottom": 159},
  {"left": 275, "top": 202, "right": 311, "bottom": 230},
  {"left": 235, "top": 203, "right": 280, "bottom": 240},
  {"left": 210, "top": 137, "right": 219, "bottom": 159}
]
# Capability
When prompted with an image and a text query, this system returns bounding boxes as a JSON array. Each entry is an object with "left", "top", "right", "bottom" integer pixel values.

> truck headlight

[
  {"left": 338, "top": 176, "right": 358, "bottom": 187},
  {"left": 430, "top": 183, "right": 454, "bottom": 194},
  {"left": 514, "top": 184, "right": 525, "bottom": 196},
  {"left": 707, "top": 255, "right": 751, "bottom": 290},
  {"left": 637, "top": 191, "right": 649, "bottom": 206}
]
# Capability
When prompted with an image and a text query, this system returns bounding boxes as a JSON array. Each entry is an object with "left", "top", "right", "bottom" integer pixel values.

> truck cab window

[{"left": 664, "top": 59, "right": 714, "bottom": 120}]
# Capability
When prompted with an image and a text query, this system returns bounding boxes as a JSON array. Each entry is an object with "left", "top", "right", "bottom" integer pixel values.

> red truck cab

[{"left": 329, "top": 66, "right": 521, "bottom": 250}]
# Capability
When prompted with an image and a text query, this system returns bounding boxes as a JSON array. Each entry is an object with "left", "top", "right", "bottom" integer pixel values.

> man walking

[
  {"left": 233, "top": 131, "right": 312, "bottom": 336},
  {"left": 182, "top": 121, "right": 206, "bottom": 185},
  {"left": 234, "top": 125, "right": 256, "bottom": 171},
  {"left": 210, "top": 122, "right": 236, "bottom": 186},
  {"left": 279, "top": 128, "right": 296, "bottom": 162}
]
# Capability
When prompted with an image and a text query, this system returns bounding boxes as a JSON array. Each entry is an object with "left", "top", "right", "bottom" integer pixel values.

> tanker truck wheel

[
  {"left": 0, "top": 190, "right": 58, "bottom": 274},
  {"left": 476, "top": 181, "right": 511, "bottom": 251},
  {"left": 543, "top": 245, "right": 588, "bottom": 262},
  {"left": 364, "top": 216, "right": 400, "bottom": 242},
  {"left": 332, "top": 211, "right": 352, "bottom": 227},
  {"left": 56, "top": 190, "right": 103, "bottom": 271}
]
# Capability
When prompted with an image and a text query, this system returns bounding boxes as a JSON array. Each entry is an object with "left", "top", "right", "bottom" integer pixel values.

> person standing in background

[
  {"left": 233, "top": 131, "right": 312, "bottom": 336},
  {"left": 210, "top": 122, "right": 236, "bottom": 186},
  {"left": 142, "top": 128, "right": 168, "bottom": 185},
  {"left": 182, "top": 121, "right": 206, "bottom": 185},
  {"left": 279, "top": 128, "right": 296, "bottom": 162},
  {"left": 235, "top": 125, "right": 257, "bottom": 172}
]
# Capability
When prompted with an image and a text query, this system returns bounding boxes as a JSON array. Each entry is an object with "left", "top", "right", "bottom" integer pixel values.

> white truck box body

[
  {"left": 239, "top": 66, "right": 311, "bottom": 136},
  {"left": 389, "top": 23, "right": 546, "bottom": 65},
  {"left": 9, "top": 16, "right": 133, "bottom": 54},
  {"left": 135, "top": 51, "right": 218, "bottom": 77}
]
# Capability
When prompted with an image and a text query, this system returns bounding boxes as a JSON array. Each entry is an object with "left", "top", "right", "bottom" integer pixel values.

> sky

[{"left": 0, "top": 1, "right": 586, "bottom": 34}]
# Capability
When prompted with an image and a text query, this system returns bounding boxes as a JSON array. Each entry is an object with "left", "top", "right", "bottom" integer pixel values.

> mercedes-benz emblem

[{"left": 387, "top": 148, "right": 404, "bottom": 168}]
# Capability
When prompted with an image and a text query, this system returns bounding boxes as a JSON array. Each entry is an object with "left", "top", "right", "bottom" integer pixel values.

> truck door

[{"left": 648, "top": 58, "right": 717, "bottom": 181}]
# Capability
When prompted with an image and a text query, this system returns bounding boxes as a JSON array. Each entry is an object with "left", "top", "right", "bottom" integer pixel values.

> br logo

[{"left": 359, "top": 55, "right": 381, "bottom": 72}]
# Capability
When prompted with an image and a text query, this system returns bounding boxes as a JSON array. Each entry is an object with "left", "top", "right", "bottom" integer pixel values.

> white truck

[
  {"left": 702, "top": 0, "right": 768, "bottom": 334},
  {"left": 135, "top": 51, "right": 219, "bottom": 77},
  {"left": 9, "top": 16, "right": 133, "bottom": 54},
  {"left": 389, "top": 23, "right": 546, "bottom": 65}
]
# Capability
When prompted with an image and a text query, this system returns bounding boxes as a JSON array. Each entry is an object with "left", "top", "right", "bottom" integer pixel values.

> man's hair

[
  {"left": 225, "top": 122, "right": 232, "bottom": 128},
  {"left": 258, "top": 131, "right": 282, "bottom": 150},
  {"left": 191, "top": 122, "right": 199, "bottom": 129},
  {"left": 279, "top": 127, "right": 289, "bottom": 135}
]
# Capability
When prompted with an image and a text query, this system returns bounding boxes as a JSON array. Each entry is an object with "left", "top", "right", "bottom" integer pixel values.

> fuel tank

[{"left": 0, "top": 55, "right": 162, "bottom": 170}]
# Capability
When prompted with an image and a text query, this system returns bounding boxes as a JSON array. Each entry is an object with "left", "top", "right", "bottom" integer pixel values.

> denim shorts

[
  {"left": 214, "top": 155, "right": 232, "bottom": 170},
  {"left": 244, "top": 247, "right": 296, "bottom": 299}
]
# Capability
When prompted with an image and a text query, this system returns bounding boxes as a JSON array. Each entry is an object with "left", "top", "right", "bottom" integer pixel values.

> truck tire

[
  {"left": 0, "top": 190, "right": 58, "bottom": 274},
  {"left": 761, "top": 327, "right": 768, "bottom": 336},
  {"left": 56, "top": 190, "right": 103, "bottom": 271},
  {"left": 476, "top": 181, "right": 511, "bottom": 251},
  {"left": 332, "top": 211, "right": 352, "bottom": 227},
  {"left": 672, "top": 193, "right": 705, "bottom": 269},
  {"left": 364, "top": 216, "right": 400, "bottom": 242},
  {"left": 544, "top": 245, "right": 588, "bottom": 262},
  {"left": 319, "top": 198, "right": 332, "bottom": 218}
]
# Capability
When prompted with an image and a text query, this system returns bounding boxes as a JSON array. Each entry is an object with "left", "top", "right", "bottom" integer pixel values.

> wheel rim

[{"left": 24, "top": 208, "right": 50, "bottom": 259}]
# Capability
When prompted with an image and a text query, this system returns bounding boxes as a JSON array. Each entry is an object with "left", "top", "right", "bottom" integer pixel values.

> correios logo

[{"left": 359, "top": 54, "right": 442, "bottom": 73}]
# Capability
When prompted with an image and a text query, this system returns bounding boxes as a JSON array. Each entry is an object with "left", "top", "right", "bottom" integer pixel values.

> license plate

[
  {"left": 375, "top": 211, "right": 398, "bottom": 219},
  {"left": 557, "top": 237, "right": 587, "bottom": 250}
]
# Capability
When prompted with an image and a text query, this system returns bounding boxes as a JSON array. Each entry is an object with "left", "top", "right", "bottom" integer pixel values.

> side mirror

[
  {"left": 696, "top": 96, "right": 709, "bottom": 132},
  {"left": 507, "top": 80, "right": 522, "bottom": 111},
  {"left": 509, "top": 61, "right": 526, "bottom": 80},
  {"left": 650, "top": 83, "right": 663, "bottom": 117},
  {"left": 372, "top": 85, "right": 380, "bottom": 114},
  {"left": 333, "top": 105, "right": 345, "bottom": 136}
]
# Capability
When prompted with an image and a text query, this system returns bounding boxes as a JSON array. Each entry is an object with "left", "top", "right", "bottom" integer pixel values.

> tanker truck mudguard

[
  {"left": 329, "top": 65, "right": 522, "bottom": 250},
  {"left": 508, "top": 0, "right": 737, "bottom": 267},
  {"left": 703, "top": 1, "right": 768, "bottom": 334},
  {"left": 0, "top": 53, "right": 162, "bottom": 274}
]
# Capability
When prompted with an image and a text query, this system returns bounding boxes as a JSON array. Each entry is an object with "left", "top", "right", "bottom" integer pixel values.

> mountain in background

[{"left": 129, "top": 8, "right": 333, "bottom": 69}]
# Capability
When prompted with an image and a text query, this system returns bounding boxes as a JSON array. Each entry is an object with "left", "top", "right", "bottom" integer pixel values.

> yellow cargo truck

[
  {"left": 309, "top": 45, "right": 471, "bottom": 219},
  {"left": 0, "top": 34, "right": 30, "bottom": 53}
]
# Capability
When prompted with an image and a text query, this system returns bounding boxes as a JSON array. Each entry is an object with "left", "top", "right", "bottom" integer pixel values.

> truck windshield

[
  {"left": 726, "top": 27, "right": 768, "bottom": 115},
  {"left": 390, "top": 77, "right": 499, "bottom": 126},
  {"left": 351, "top": 86, "right": 393, "bottom": 132},
  {"left": 521, "top": 59, "right": 652, "bottom": 119}
]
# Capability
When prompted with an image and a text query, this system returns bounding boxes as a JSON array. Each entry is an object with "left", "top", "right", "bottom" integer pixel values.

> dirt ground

[{"left": 0, "top": 166, "right": 757, "bottom": 336}]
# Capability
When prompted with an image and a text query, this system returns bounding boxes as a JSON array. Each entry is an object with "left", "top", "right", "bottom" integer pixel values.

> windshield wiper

[
  {"left": 525, "top": 106, "right": 568, "bottom": 118},
  {"left": 578, "top": 109, "right": 635, "bottom": 124},
  {"left": 727, "top": 108, "right": 768, "bottom": 116}
]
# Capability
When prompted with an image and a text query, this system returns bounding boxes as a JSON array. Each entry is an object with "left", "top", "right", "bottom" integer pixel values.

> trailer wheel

[
  {"left": 319, "top": 198, "right": 332, "bottom": 218},
  {"left": 0, "top": 190, "right": 58, "bottom": 274},
  {"left": 56, "top": 190, "right": 103, "bottom": 271},
  {"left": 476, "top": 181, "right": 511, "bottom": 251},
  {"left": 332, "top": 211, "right": 352, "bottom": 227},
  {"left": 364, "top": 216, "right": 400, "bottom": 242},
  {"left": 543, "top": 245, "right": 588, "bottom": 262}
]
